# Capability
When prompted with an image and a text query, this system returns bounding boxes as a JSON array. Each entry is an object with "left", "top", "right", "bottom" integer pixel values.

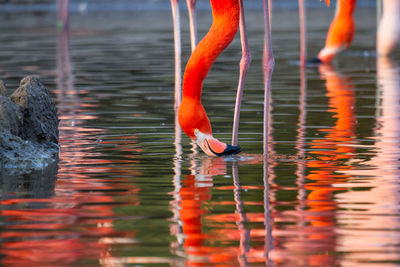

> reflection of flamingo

[
  {"left": 170, "top": 156, "right": 272, "bottom": 265},
  {"left": 304, "top": 64, "right": 356, "bottom": 265},
  {"left": 0, "top": 13, "right": 141, "bottom": 265},
  {"left": 334, "top": 57, "right": 400, "bottom": 264},
  {"left": 315, "top": 0, "right": 400, "bottom": 63},
  {"left": 270, "top": 64, "right": 357, "bottom": 265}
]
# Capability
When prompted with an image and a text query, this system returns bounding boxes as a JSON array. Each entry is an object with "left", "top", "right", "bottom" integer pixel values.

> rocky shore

[{"left": 0, "top": 76, "right": 59, "bottom": 178}]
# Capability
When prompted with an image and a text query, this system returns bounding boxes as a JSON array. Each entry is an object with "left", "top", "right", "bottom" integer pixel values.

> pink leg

[
  {"left": 298, "top": 0, "right": 307, "bottom": 67},
  {"left": 186, "top": 0, "right": 198, "bottom": 52},
  {"left": 263, "top": 160, "right": 273, "bottom": 263},
  {"left": 232, "top": 0, "right": 252, "bottom": 146},
  {"left": 170, "top": 0, "right": 182, "bottom": 111},
  {"left": 262, "top": 0, "right": 275, "bottom": 261},
  {"left": 262, "top": 0, "right": 275, "bottom": 156},
  {"left": 232, "top": 163, "right": 250, "bottom": 264},
  {"left": 57, "top": 0, "right": 69, "bottom": 30},
  {"left": 268, "top": 0, "right": 272, "bottom": 31}
]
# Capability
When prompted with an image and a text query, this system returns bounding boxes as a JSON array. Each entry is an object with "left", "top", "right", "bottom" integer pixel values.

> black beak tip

[
  {"left": 217, "top": 144, "right": 241, "bottom": 156},
  {"left": 306, "top": 57, "right": 323, "bottom": 66}
]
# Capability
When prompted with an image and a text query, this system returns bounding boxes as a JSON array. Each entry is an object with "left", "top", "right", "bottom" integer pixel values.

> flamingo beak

[{"left": 194, "top": 129, "right": 241, "bottom": 156}]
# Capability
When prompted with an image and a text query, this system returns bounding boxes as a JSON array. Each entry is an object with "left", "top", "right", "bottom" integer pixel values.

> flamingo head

[
  {"left": 178, "top": 99, "right": 241, "bottom": 156},
  {"left": 194, "top": 129, "right": 241, "bottom": 157},
  {"left": 317, "top": 46, "right": 344, "bottom": 63}
]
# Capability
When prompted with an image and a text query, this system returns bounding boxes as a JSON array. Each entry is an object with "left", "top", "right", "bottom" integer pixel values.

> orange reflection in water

[
  {"left": 305, "top": 64, "right": 356, "bottom": 266},
  {"left": 171, "top": 157, "right": 269, "bottom": 266},
  {"left": 0, "top": 26, "right": 140, "bottom": 266},
  {"left": 335, "top": 57, "right": 400, "bottom": 265},
  {"left": 271, "top": 64, "right": 358, "bottom": 266}
]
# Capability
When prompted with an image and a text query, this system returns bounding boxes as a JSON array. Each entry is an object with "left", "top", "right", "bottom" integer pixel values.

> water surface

[{"left": 1, "top": 4, "right": 399, "bottom": 267}]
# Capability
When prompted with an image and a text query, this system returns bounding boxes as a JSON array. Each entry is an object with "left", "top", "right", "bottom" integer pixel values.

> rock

[
  {"left": 0, "top": 96, "right": 23, "bottom": 136},
  {"left": 0, "top": 128, "right": 58, "bottom": 175},
  {"left": 0, "top": 76, "right": 59, "bottom": 177},
  {"left": 0, "top": 80, "right": 6, "bottom": 96},
  {"left": 10, "top": 76, "right": 59, "bottom": 145}
]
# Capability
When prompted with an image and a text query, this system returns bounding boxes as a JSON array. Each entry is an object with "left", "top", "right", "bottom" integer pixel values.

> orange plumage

[{"left": 178, "top": 0, "right": 240, "bottom": 139}]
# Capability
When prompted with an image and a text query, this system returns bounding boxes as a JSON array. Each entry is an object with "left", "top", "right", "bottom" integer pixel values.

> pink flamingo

[
  {"left": 170, "top": 0, "right": 274, "bottom": 156},
  {"left": 314, "top": 0, "right": 400, "bottom": 63}
]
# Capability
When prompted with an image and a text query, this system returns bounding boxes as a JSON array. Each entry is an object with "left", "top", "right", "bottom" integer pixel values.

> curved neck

[
  {"left": 182, "top": 0, "right": 240, "bottom": 100},
  {"left": 336, "top": 0, "right": 356, "bottom": 17}
]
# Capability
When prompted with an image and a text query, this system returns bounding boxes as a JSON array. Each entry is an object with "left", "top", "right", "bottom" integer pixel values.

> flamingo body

[
  {"left": 377, "top": 0, "right": 400, "bottom": 56},
  {"left": 178, "top": 0, "right": 241, "bottom": 156},
  {"left": 317, "top": 0, "right": 356, "bottom": 63}
]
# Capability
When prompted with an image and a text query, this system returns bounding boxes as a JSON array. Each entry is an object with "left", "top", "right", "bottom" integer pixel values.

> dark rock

[
  {"left": 0, "top": 96, "right": 23, "bottom": 136},
  {"left": 10, "top": 76, "right": 59, "bottom": 145},
  {"left": 0, "top": 128, "right": 58, "bottom": 175},
  {"left": 0, "top": 80, "right": 6, "bottom": 95},
  {"left": 0, "top": 76, "right": 59, "bottom": 177}
]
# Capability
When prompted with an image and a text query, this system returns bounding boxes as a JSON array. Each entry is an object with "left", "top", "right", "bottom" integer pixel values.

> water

[{"left": 1, "top": 4, "right": 399, "bottom": 267}]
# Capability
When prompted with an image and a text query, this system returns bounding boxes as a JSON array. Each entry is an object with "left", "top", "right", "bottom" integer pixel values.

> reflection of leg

[
  {"left": 263, "top": 159, "right": 273, "bottom": 262},
  {"left": 232, "top": 163, "right": 250, "bottom": 265},
  {"left": 296, "top": 51, "right": 307, "bottom": 209},
  {"left": 377, "top": 0, "right": 400, "bottom": 56},
  {"left": 170, "top": 0, "right": 182, "bottom": 111},
  {"left": 232, "top": 0, "right": 251, "bottom": 146},
  {"left": 186, "top": 0, "right": 197, "bottom": 52}
]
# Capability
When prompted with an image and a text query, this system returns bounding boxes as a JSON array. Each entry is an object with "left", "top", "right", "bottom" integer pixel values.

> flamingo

[
  {"left": 178, "top": 0, "right": 242, "bottom": 156},
  {"left": 314, "top": 0, "right": 400, "bottom": 63},
  {"left": 170, "top": 0, "right": 274, "bottom": 156},
  {"left": 314, "top": 0, "right": 357, "bottom": 63},
  {"left": 377, "top": 0, "right": 400, "bottom": 56}
]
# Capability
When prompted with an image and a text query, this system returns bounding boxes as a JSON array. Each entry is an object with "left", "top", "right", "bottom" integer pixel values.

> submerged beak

[{"left": 194, "top": 129, "right": 241, "bottom": 157}]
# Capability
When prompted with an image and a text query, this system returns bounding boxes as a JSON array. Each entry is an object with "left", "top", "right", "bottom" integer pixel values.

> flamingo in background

[
  {"left": 314, "top": 0, "right": 400, "bottom": 63},
  {"left": 377, "top": 0, "right": 400, "bottom": 56},
  {"left": 314, "top": 0, "right": 356, "bottom": 63}
]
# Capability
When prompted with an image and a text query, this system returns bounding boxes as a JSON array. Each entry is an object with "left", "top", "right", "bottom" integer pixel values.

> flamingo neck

[
  {"left": 335, "top": 0, "right": 356, "bottom": 17},
  {"left": 182, "top": 0, "right": 240, "bottom": 100}
]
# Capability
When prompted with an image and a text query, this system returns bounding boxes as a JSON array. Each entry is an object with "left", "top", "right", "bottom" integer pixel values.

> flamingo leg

[
  {"left": 170, "top": 0, "right": 182, "bottom": 110},
  {"left": 185, "top": 0, "right": 199, "bottom": 154},
  {"left": 186, "top": 0, "right": 198, "bottom": 52},
  {"left": 298, "top": 0, "right": 307, "bottom": 67},
  {"left": 262, "top": 1, "right": 275, "bottom": 258},
  {"left": 232, "top": 0, "right": 252, "bottom": 146},
  {"left": 262, "top": 0, "right": 275, "bottom": 156},
  {"left": 57, "top": 0, "right": 69, "bottom": 30}
]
